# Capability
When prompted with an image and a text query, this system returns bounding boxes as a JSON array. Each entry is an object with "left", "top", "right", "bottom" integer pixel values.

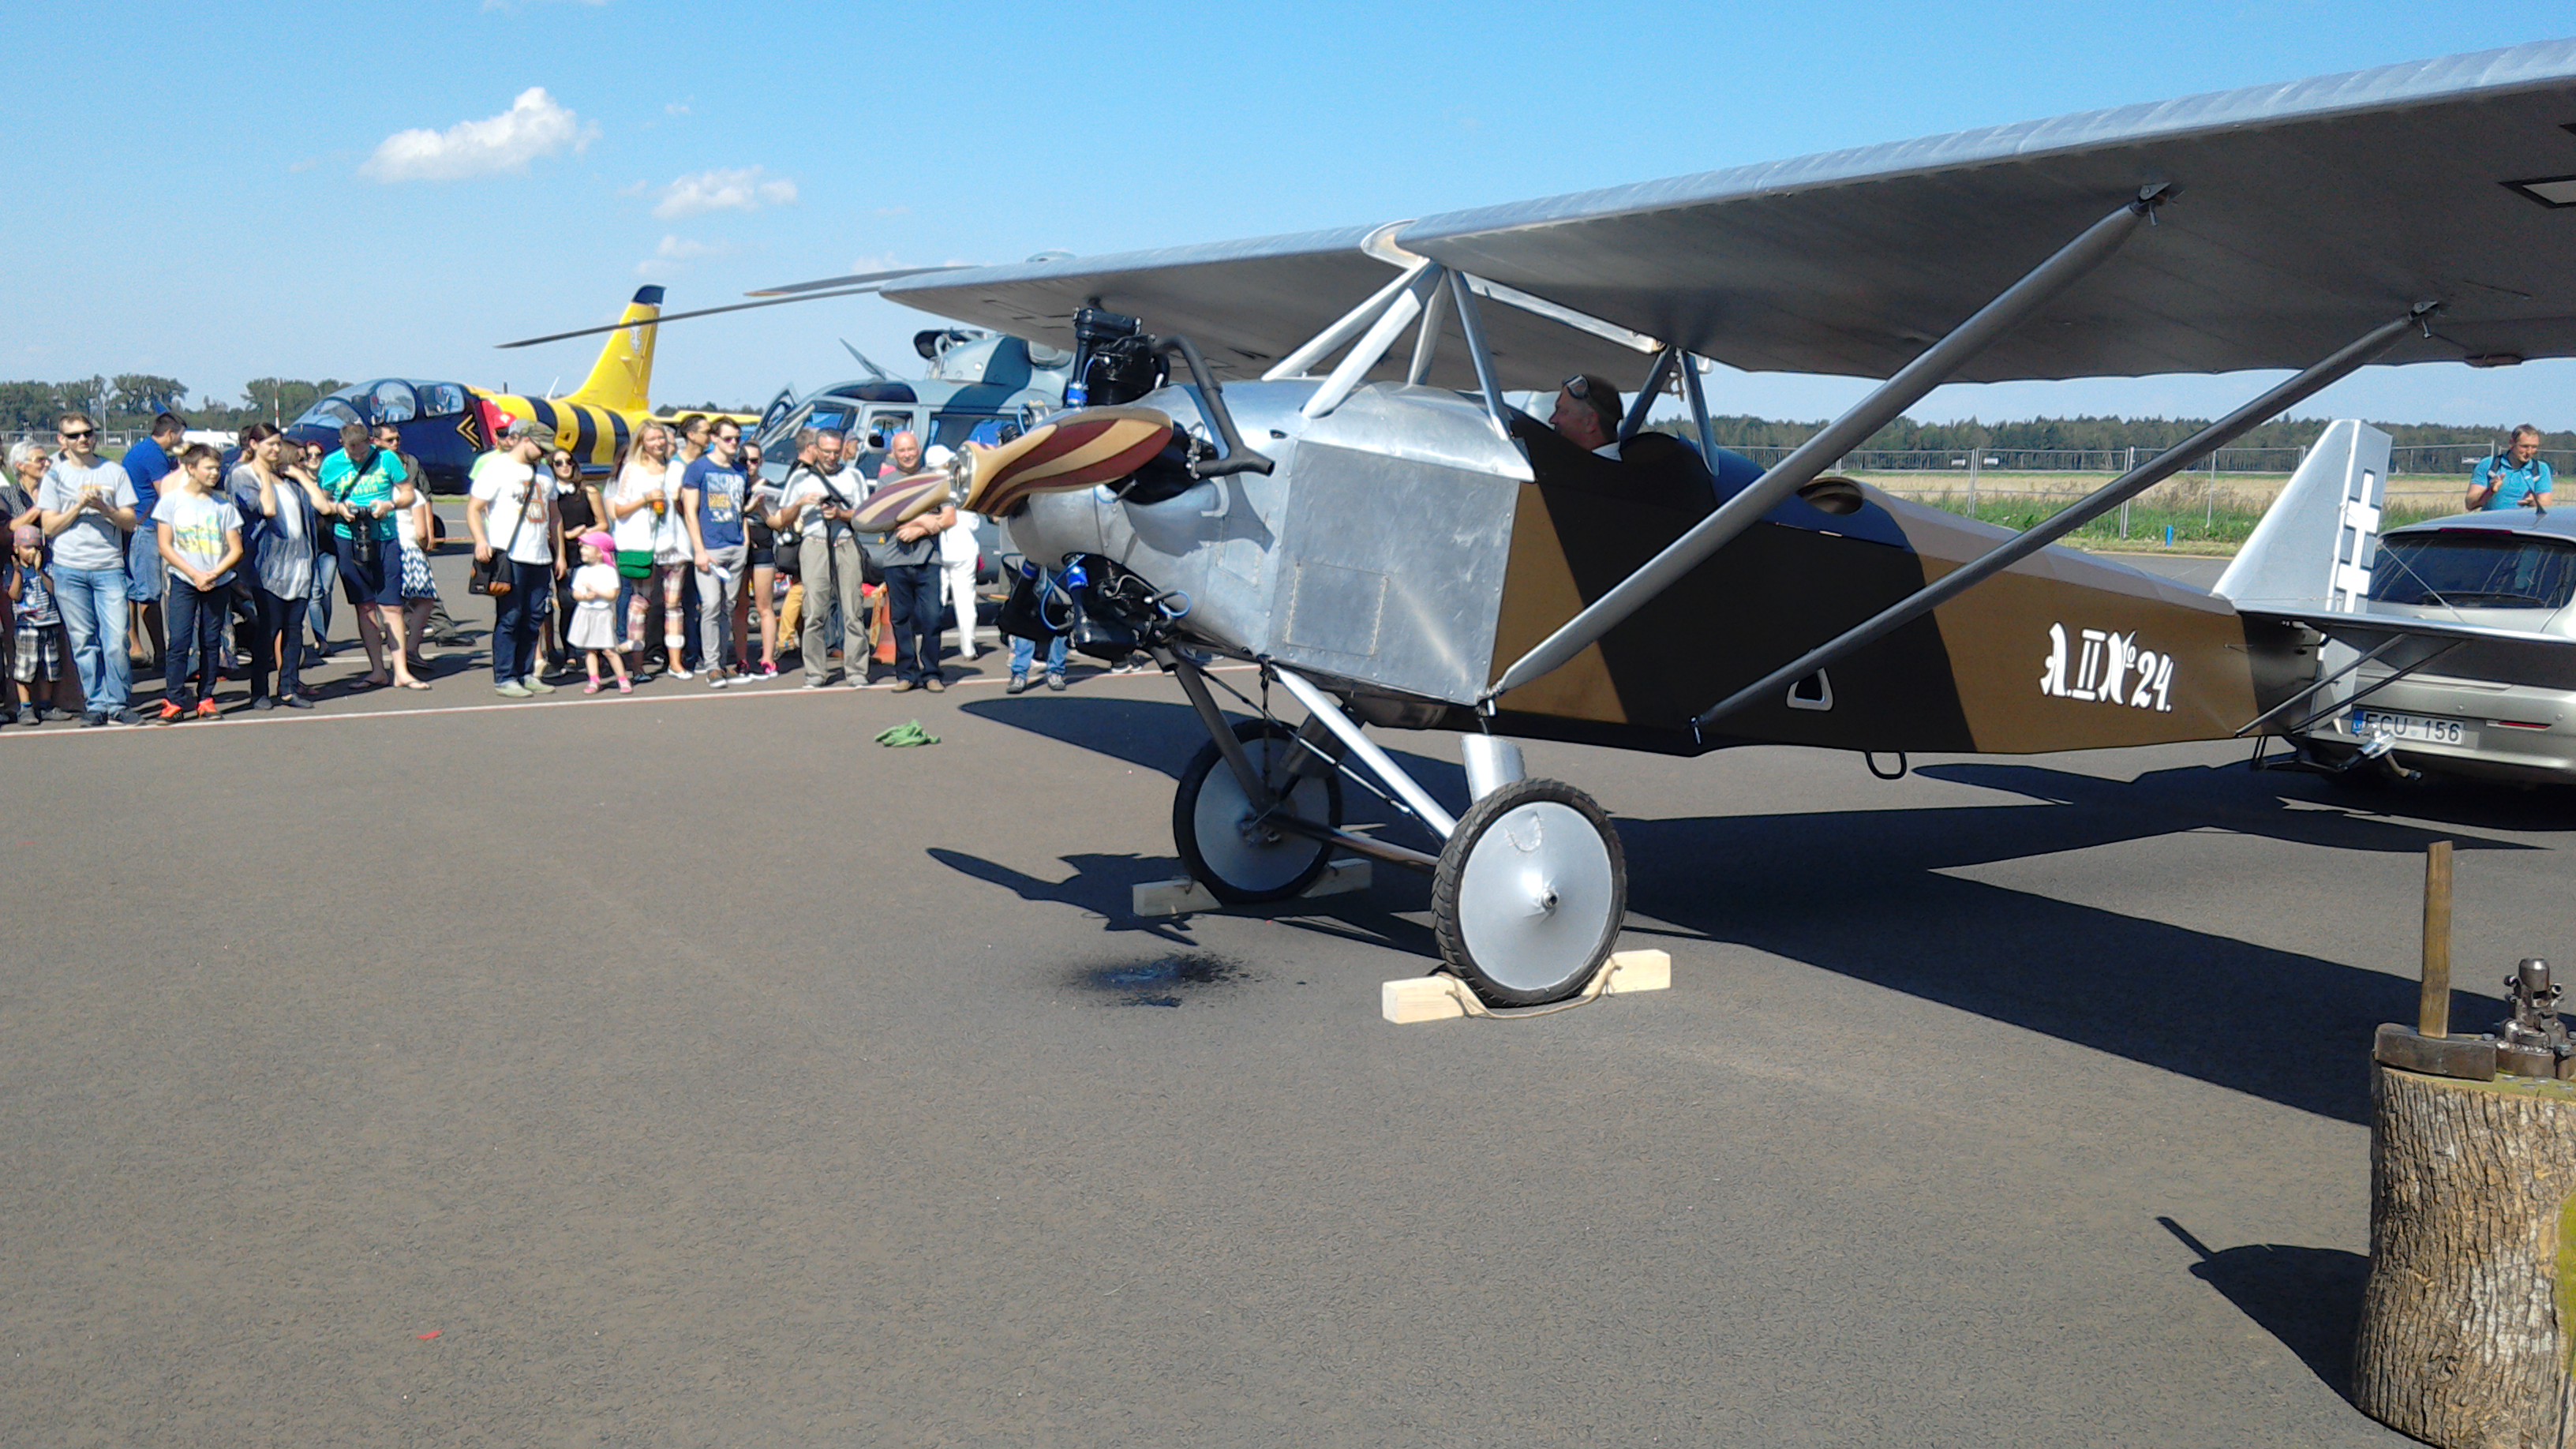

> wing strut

[
  {"left": 1485, "top": 189, "right": 2164, "bottom": 702},
  {"left": 1690, "top": 301, "right": 2438, "bottom": 734}
]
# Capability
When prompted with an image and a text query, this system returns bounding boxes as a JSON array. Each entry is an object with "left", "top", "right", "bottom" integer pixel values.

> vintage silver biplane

[{"left": 626, "top": 42, "right": 2576, "bottom": 1004}]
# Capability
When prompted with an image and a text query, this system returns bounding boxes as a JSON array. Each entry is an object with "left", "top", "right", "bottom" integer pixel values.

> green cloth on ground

[{"left": 875, "top": 719, "right": 938, "bottom": 747}]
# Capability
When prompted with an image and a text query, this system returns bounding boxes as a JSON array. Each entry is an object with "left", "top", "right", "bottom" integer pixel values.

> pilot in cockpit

[{"left": 1507, "top": 373, "right": 1720, "bottom": 516}]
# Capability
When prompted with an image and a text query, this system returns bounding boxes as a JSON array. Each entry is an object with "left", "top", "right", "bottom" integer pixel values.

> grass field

[{"left": 1855, "top": 470, "right": 2474, "bottom": 555}]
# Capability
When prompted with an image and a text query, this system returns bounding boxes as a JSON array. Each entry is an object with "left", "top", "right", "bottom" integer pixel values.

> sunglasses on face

[{"left": 59, "top": 429, "right": 94, "bottom": 440}]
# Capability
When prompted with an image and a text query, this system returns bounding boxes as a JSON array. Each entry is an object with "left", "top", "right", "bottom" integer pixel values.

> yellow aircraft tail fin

[{"left": 561, "top": 286, "right": 663, "bottom": 414}]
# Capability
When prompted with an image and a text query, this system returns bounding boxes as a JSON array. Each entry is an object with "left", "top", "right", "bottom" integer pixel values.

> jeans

[
  {"left": 695, "top": 545, "right": 745, "bottom": 673},
  {"left": 125, "top": 527, "right": 163, "bottom": 605},
  {"left": 255, "top": 589, "right": 309, "bottom": 699},
  {"left": 492, "top": 560, "right": 552, "bottom": 683},
  {"left": 54, "top": 565, "right": 132, "bottom": 710},
  {"left": 1011, "top": 632, "right": 1069, "bottom": 679},
  {"left": 309, "top": 548, "right": 337, "bottom": 650},
  {"left": 884, "top": 562, "right": 942, "bottom": 684},
  {"left": 163, "top": 578, "right": 226, "bottom": 706},
  {"left": 796, "top": 531, "right": 864, "bottom": 684}
]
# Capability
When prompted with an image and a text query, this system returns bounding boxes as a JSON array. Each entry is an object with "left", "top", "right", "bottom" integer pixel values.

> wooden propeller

[
  {"left": 849, "top": 471, "right": 955, "bottom": 533},
  {"left": 955, "top": 406, "right": 1175, "bottom": 517}
]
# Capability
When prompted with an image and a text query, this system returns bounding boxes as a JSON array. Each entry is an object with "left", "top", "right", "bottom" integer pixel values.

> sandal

[
  {"left": 583, "top": 681, "right": 601, "bottom": 695},
  {"left": 395, "top": 680, "right": 432, "bottom": 691}
]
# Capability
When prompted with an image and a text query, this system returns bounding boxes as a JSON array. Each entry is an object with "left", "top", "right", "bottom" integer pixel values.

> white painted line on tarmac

[{"left": 0, "top": 662, "right": 1255, "bottom": 741}]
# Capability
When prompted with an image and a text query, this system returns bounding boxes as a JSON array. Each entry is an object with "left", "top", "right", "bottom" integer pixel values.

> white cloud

[
  {"left": 656, "top": 235, "right": 726, "bottom": 260},
  {"left": 482, "top": 0, "right": 607, "bottom": 11},
  {"left": 653, "top": 167, "right": 797, "bottom": 219},
  {"left": 665, "top": 99, "right": 692, "bottom": 117},
  {"left": 361, "top": 88, "right": 595, "bottom": 182}
]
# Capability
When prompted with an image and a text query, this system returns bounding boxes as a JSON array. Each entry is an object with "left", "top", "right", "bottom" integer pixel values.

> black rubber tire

[
  {"left": 1432, "top": 777, "right": 1628, "bottom": 1008},
  {"left": 1172, "top": 719, "right": 1343, "bottom": 904}
]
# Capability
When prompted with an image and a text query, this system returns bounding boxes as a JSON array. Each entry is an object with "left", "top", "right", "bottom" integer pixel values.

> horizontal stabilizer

[{"left": 2242, "top": 607, "right": 2576, "bottom": 691}]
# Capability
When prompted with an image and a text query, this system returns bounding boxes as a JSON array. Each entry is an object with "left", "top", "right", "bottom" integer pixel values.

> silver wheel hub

[
  {"left": 1193, "top": 765, "right": 1328, "bottom": 893},
  {"left": 1458, "top": 801, "right": 1616, "bottom": 994}
]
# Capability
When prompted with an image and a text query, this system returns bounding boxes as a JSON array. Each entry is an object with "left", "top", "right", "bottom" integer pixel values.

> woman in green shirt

[{"left": 314, "top": 421, "right": 425, "bottom": 690}]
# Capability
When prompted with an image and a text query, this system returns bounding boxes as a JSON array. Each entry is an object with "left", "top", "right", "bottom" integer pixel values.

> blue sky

[{"left": 4, "top": 2, "right": 2574, "bottom": 427}]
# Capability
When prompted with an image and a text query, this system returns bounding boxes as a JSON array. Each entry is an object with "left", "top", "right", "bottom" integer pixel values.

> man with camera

[
  {"left": 466, "top": 418, "right": 564, "bottom": 698},
  {"left": 769, "top": 429, "right": 867, "bottom": 689}
]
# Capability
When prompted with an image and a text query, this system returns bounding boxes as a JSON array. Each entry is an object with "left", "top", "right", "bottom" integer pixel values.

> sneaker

[
  {"left": 801, "top": 677, "right": 829, "bottom": 691},
  {"left": 758, "top": 661, "right": 779, "bottom": 678},
  {"left": 80, "top": 712, "right": 104, "bottom": 728},
  {"left": 106, "top": 708, "right": 139, "bottom": 727},
  {"left": 194, "top": 699, "right": 221, "bottom": 721},
  {"left": 24, "top": 706, "right": 47, "bottom": 726},
  {"left": 157, "top": 701, "right": 185, "bottom": 724},
  {"left": 1005, "top": 675, "right": 1028, "bottom": 695},
  {"left": 889, "top": 680, "right": 915, "bottom": 694},
  {"left": 1045, "top": 672, "right": 1067, "bottom": 692},
  {"left": 496, "top": 682, "right": 534, "bottom": 698},
  {"left": 283, "top": 696, "right": 314, "bottom": 710},
  {"left": 520, "top": 676, "right": 556, "bottom": 695},
  {"left": 665, "top": 665, "right": 693, "bottom": 681},
  {"left": 252, "top": 695, "right": 277, "bottom": 711},
  {"left": 708, "top": 674, "right": 728, "bottom": 690},
  {"left": 923, "top": 677, "right": 945, "bottom": 694}
]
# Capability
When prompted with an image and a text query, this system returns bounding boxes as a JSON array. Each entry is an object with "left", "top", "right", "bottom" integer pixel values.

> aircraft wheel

[
  {"left": 1432, "top": 778, "right": 1627, "bottom": 1007},
  {"left": 1173, "top": 720, "right": 1342, "bottom": 904}
]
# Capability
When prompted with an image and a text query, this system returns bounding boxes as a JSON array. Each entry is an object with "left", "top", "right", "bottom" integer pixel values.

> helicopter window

[
  {"left": 293, "top": 398, "right": 363, "bottom": 430},
  {"left": 864, "top": 410, "right": 916, "bottom": 447},
  {"left": 419, "top": 383, "right": 466, "bottom": 417},
  {"left": 369, "top": 380, "right": 417, "bottom": 424},
  {"left": 933, "top": 414, "right": 1002, "bottom": 451}
]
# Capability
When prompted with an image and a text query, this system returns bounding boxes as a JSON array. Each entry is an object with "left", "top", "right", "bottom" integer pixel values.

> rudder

[{"left": 561, "top": 286, "right": 663, "bottom": 414}]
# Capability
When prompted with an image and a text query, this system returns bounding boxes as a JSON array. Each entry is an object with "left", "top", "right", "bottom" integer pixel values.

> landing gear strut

[{"left": 1164, "top": 656, "right": 1629, "bottom": 1005}]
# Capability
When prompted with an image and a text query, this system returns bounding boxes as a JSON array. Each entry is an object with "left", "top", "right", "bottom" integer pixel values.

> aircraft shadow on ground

[
  {"left": 960, "top": 695, "right": 2524, "bottom": 1123},
  {"left": 2160, "top": 1215, "right": 2368, "bottom": 1401}
]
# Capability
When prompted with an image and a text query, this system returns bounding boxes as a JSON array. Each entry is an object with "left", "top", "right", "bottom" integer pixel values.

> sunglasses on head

[{"left": 1561, "top": 375, "right": 1597, "bottom": 401}]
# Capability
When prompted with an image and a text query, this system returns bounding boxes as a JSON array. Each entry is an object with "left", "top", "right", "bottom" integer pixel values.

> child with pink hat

[{"left": 567, "top": 531, "right": 630, "bottom": 694}]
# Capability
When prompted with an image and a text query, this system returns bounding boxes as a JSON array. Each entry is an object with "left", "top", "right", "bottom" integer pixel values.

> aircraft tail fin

[
  {"left": 2213, "top": 419, "right": 2391, "bottom": 613},
  {"left": 561, "top": 286, "right": 664, "bottom": 413}
]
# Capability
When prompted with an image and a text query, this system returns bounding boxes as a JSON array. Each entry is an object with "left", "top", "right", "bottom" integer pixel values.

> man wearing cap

[
  {"left": 1510, "top": 373, "right": 1720, "bottom": 515},
  {"left": 466, "top": 419, "right": 564, "bottom": 698}
]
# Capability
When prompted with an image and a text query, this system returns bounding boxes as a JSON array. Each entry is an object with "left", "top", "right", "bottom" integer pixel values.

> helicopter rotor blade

[{"left": 745, "top": 264, "right": 963, "bottom": 298}]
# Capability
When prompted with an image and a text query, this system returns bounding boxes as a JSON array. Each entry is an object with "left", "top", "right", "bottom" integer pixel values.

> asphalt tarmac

[{"left": 4, "top": 549, "right": 2560, "bottom": 1446}]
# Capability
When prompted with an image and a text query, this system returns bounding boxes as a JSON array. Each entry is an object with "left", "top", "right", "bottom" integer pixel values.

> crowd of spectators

[{"left": 0, "top": 410, "right": 1038, "bottom": 727}]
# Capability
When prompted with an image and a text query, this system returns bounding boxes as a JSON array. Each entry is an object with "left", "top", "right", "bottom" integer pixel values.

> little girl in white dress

[{"left": 568, "top": 532, "right": 631, "bottom": 694}]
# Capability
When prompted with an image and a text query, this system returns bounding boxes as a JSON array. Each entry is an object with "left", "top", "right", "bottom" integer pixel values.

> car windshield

[
  {"left": 292, "top": 397, "right": 363, "bottom": 430},
  {"left": 2370, "top": 530, "right": 2576, "bottom": 609}
]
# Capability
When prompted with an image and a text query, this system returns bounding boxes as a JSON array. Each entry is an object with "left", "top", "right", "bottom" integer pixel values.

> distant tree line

[
  {"left": 0, "top": 376, "right": 353, "bottom": 434},
  {"left": 1665, "top": 413, "right": 2564, "bottom": 455}
]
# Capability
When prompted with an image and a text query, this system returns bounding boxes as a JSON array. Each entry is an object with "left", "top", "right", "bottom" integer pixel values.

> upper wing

[
  {"left": 890, "top": 40, "right": 2576, "bottom": 384},
  {"left": 879, "top": 226, "right": 1659, "bottom": 391}
]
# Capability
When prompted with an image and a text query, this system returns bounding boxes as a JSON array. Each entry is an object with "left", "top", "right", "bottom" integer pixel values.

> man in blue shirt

[
  {"left": 2468, "top": 425, "right": 2554, "bottom": 511},
  {"left": 118, "top": 411, "right": 185, "bottom": 663},
  {"left": 682, "top": 420, "right": 751, "bottom": 687}
]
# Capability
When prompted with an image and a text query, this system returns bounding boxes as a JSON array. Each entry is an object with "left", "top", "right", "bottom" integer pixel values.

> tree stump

[{"left": 2355, "top": 1062, "right": 2576, "bottom": 1447}]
